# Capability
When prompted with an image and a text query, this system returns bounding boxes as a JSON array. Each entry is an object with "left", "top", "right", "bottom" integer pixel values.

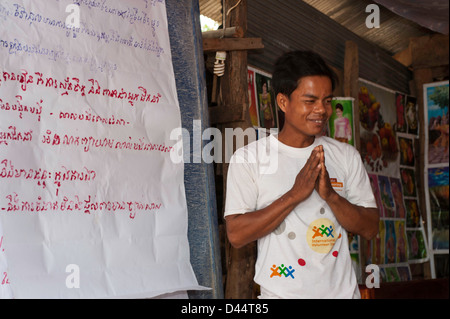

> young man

[{"left": 224, "top": 51, "right": 379, "bottom": 299}]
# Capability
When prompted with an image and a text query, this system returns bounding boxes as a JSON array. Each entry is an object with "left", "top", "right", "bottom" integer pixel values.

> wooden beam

[
  {"left": 209, "top": 104, "right": 246, "bottom": 124},
  {"left": 393, "top": 45, "right": 412, "bottom": 68},
  {"left": 344, "top": 40, "right": 360, "bottom": 151},
  {"left": 344, "top": 40, "right": 372, "bottom": 285},
  {"left": 203, "top": 37, "right": 264, "bottom": 53},
  {"left": 410, "top": 34, "right": 449, "bottom": 69},
  {"left": 202, "top": 26, "right": 244, "bottom": 39}
]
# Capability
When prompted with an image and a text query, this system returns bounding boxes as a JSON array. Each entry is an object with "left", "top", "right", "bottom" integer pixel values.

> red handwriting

[
  {"left": 41, "top": 130, "right": 173, "bottom": 153},
  {"left": 0, "top": 69, "right": 162, "bottom": 106},
  {"left": 1, "top": 159, "right": 96, "bottom": 194},
  {"left": 0, "top": 236, "right": 8, "bottom": 285},
  {"left": 1, "top": 272, "right": 9, "bottom": 285},
  {"left": 2, "top": 193, "right": 162, "bottom": 220},
  {"left": 57, "top": 110, "right": 129, "bottom": 126},
  {"left": 0, "top": 95, "right": 43, "bottom": 122},
  {"left": 0, "top": 125, "right": 33, "bottom": 145}
]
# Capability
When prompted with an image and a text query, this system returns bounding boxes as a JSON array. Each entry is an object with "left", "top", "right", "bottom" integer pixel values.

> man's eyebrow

[
  {"left": 301, "top": 94, "right": 335, "bottom": 99},
  {"left": 301, "top": 94, "right": 319, "bottom": 99}
]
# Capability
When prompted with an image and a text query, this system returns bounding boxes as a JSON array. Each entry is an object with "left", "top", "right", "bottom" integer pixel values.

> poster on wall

[
  {"left": 248, "top": 66, "right": 279, "bottom": 131},
  {"left": 423, "top": 80, "right": 449, "bottom": 278},
  {"left": 424, "top": 81, "right": 449, "bottom": 165},
  {"left": 427, "top": 167, "right": 449, "bottom": 251},
  {"left": 329, "top": 98, "right": 354, "bottom": 146},
  {"left": 358, "top": 79, "right": 399, "bottom": 176},
  {"left": 359, "top": 79, "right": 428, "bottom": 283},
  {"left": 247, "top": 67, "right": 259, "bottom": 127},
  {"left": 0, "top": 0, "right": 203, "bottom": 298}
]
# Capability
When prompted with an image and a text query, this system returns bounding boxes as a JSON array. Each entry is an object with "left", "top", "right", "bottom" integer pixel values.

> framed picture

[
  {"left": 329, "top": 97, "right": 355, "bottom": 146},
  {"left": 424, "top": 81, "right": 449, "bottom": 165}
]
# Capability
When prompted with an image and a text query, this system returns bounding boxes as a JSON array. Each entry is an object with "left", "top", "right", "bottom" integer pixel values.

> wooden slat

[
  {"left": 202, "top": 26, "right": 244, "bottom": 38},
  {"left": 203, "top": 37, "right": 264, "bottom": 52},
  {"left": 410, "top": 34, "right": 449, "bottom": 69}
]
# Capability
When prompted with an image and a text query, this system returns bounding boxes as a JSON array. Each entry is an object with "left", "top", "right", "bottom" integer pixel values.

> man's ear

[{"left": 277, "top": 93, "right": 288, "bottom": 113}]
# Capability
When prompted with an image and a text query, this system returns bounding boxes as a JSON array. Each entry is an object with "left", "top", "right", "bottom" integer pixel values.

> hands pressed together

[{"left": 290, "top": 145, "right": 338, "bottom": 205}]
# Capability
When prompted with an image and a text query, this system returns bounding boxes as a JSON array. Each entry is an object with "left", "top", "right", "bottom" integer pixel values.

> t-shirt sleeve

[
  {"left": 224, "top": 150, "right": 258, "bottom": 218},
  {"left": 345, "top": 146, "right": 378, "bottom": 209}
]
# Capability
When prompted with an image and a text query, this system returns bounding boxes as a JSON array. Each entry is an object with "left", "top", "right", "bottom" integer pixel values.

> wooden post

[
  {"left": 218, "top": 0, "right": 257, "bottom": 299},
  {"left": 344, "top": 41, "right": 360, "bottom": 151},
  {"left": 344, "top": 41, "right": 373, "bottom": 283}
]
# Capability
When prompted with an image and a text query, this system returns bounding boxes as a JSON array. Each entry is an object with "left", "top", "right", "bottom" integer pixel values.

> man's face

[{"left": 279, "top": 75, "right": 333, "bottom": 144}]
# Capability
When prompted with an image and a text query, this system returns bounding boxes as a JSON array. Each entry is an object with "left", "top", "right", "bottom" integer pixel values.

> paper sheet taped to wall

[{"left": 0, "top": 0, "right": 203, "bottom": 298}]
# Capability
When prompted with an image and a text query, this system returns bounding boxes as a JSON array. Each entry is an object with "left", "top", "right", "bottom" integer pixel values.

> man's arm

[
  {"left": 226, "top": 146, "right": 323, "bottom": 248},
  {"left": 315, "top": 145, "right": 379, "bottom": 240}
]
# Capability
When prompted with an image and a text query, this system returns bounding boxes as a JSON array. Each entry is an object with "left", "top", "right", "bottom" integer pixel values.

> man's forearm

[
  {"left": 326, "top": 192, "right": 379, "bottom": 240},
  {"left": 225, "top": 190, "right": 300, "bottom": 249}
]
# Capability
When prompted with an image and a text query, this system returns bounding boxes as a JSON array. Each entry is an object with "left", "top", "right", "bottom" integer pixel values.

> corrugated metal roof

[
  {"left": 199, "top": 0, "right": 437, "bottom": 56},
  {"left": 198, "top": 0, "right": 448, "bottom": 93},
  {"left": 199, "top": 0, "right": 222, "bottom": 24},
  {"left": 245, "top": 0, "right": 413, "bottom": 93},
  {"left": 302, "top": 0, "right": 435, "bottom": 55}
]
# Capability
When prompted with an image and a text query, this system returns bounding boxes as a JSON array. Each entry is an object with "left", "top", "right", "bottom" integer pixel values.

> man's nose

[{"left": 313, "top": 101, "right": 327, "bottom": 114}]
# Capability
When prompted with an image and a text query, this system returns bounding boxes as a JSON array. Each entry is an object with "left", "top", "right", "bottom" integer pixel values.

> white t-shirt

[{"left": 224, "top": 134, "right": 377, "bottom": 299}]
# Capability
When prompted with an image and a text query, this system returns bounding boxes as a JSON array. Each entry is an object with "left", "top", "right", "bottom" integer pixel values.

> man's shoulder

[
  {"left": 320, "top": 136, "right": 357, "bottom": 153},
  {"left": 233, "top": 135, "right": 272, "bottom": 156}
]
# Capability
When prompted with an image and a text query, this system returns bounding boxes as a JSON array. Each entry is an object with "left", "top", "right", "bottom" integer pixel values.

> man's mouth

[{"left": 309, "top": 118, "right": 326, "bottom": 124}]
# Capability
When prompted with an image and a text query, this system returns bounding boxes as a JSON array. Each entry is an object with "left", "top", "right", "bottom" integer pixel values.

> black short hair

[{"left": 272, "top": 50, "right": 337, "bottom": 98}]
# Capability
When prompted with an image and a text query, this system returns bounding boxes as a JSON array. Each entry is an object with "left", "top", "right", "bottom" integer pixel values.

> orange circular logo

[{"left": 306, "top": 218, "right": 337, "bottom": 253}]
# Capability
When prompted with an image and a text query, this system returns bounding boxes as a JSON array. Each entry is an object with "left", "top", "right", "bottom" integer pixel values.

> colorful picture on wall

[
  {"left": 385, "top": 220, "right": 397, "bottom": 264},
  {"left": 358, "top": 80, "right": 399, "bottom": 176},
  {"left": 395, "top": 221, "right": 407, "bottom": 263},
  {"left": 398, "top": 135, "right": 415, "bottom": 167},
  {"left": 247, "top": 67, "right": 259, "bottom": 127},
  {"left": 371, "top": 220, "right": 385, "bottom": 265},
  {"left": 395, "top": 92, "right": 407, "bottom": 133},
  {"left": 405, "top": 96, "right": 418, "bottom": 136},
  {"left": 255, "top": 70, "right": 277, "bottom": 130},
  {"left": 390, "top": 177, "right": 406, "bottom": 218},
  {"left": 407, "top": 230, "right": 428, "bottom": 261},
  {"left": 425, "top": 82, "right": 449, "bottom": 165},
  {"left": 427, "top": 167, "right": 449, "bottom": 250},
  {"left": 378, "top": 175, "right": 395, "bottom": 218},
  {"left": 423, "top": 81, "right": 448, "bottom": 278},
  {"left": 383, "top": 267, "right": 401, "bottom": 282},
  {"left": 329, "top": 98, "right": 354, "bottom": 146},
  {"left": 400, "top": 168, "right": 417, "bottom": 197},
  {"left": 368, "top": 174, "right": 384, "bottom": 217},
  {"left": 405, "top": 198, "right": 421, "bottom": 228}
]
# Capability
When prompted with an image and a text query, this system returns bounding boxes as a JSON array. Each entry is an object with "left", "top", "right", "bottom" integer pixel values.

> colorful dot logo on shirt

[
  {"left": 306, "top": 218, "right": 337, "bottom": 254},
  {"left": 270, "top": 264, "right": 295, "bottom": 279}
]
